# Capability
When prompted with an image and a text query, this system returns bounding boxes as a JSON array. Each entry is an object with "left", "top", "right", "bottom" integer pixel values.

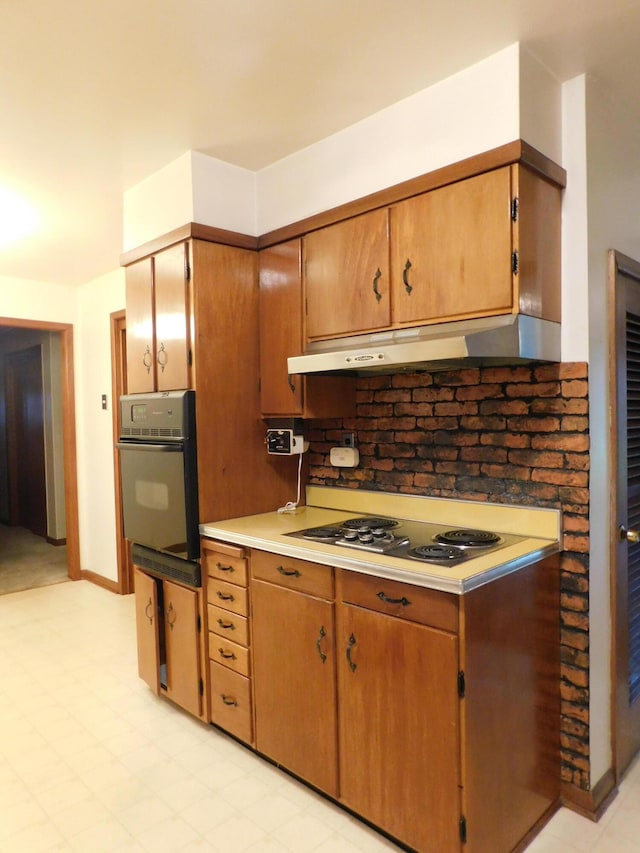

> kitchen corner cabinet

[
  {"left": 133, "top": 567, "right": 205, "bottom": 719},
  {"left": 202, "top": 538, "right": 254, "bottom": 745},
  {"left": 259, "top": 239, "right": 355, "bottom": 418},
  {"left": 303, "top": 163, "right": 562, "bottom": 343},
  {"left": 125, "top": 241, "right": 192, "bottom": 394},
  {"left": 250, "top": 551, "right": 338, "bottom": 796}
]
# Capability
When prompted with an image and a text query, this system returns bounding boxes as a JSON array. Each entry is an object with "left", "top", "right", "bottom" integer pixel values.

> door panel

[
  {"left": 134, "top": 569, "right": 160, "bottom": 694},
  {"left": 164, "top": 580, "right": 202, "bottom": 717},
  {"left": 125, "top": 258, "right": 155, "bottom": 393},
  {"left": 154, "top": 243, "right": 190, "bottom": 392},
  {"left": 610, "top": 250, "right": 640, "bottom": 776}
]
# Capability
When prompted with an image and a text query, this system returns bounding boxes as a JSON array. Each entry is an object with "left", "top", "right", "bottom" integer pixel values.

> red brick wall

[{"left": 308, "top": 362, "right": 590, "bottom": 788}]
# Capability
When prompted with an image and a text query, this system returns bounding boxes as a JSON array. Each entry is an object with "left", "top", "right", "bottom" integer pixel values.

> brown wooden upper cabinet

[
  {"left": 125, "top": 242, "right": 192, "bottom": 394},
  {"left": 303, "top": 163, "right": 561, "bottom": 344},
  {"left": 259, "top": 239, "right": 355, "bottom": 418}
]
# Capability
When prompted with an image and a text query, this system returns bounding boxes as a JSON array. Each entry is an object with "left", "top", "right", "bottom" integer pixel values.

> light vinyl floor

[{"left": 0, "top": 580, "right": 639, "bottom": 853}]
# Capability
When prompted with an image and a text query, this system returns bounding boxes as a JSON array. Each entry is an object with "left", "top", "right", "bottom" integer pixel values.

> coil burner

[{"left": 434, "top": 529, "right": 501, "bottom": 548}]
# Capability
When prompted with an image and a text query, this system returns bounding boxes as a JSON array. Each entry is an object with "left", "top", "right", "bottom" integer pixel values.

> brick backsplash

[{"left": 308, "top": 361, "right": 590, "bottom": 789}]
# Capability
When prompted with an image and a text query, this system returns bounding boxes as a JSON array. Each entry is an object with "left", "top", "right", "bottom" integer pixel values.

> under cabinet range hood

[{"left": 287, "top": 315, "right": 561, "bottom": 375}]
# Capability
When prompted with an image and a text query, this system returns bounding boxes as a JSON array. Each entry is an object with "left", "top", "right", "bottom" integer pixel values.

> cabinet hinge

[
  {"left": 458, "top": 670, "right": 466, "bottom": 698},
  {"left": 185, "top": 261, "right": 191, "bottom": 281},
  {"left": 511, "top": 250, "right": 519, "bottom": 276},
  {"left": 199, "top": 678, "right": 204, "bottom": 696},
  {"left": 511, "top": 196, "right": 519, "bottom": 222},
  {"left": 459, "top": 816, "right": 467, "bottom": 844}
]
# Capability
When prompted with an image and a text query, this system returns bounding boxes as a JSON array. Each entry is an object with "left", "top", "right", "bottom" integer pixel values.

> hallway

[{"left": 0, "top": 524, "right": 68, "bottom": 595}]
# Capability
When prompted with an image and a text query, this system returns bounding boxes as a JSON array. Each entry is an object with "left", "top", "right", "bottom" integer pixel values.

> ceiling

[{"left": 1, "top": 0, "right": 640, "bottom": 286}]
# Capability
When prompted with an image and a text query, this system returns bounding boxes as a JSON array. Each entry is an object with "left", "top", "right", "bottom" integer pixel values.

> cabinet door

[
  {"left": 304, "top": 209, "right": 390, "bottom": 340},
  {"left": 259, "top": 240, "right": 305, "bottom": 415},
  {"left": 154, "top": 242, "right": 191, "bottom": 391},
  {"left": 134, "top": 568, "right": 160, "bottom": 693},
  {"left": 125, "top": 258, "right": 155, "bottom": 393},
  {"left": 338, "top": 604, "right": 461, "bottom": 852},
  {"left": 391, "top": 168, "right": 513, "bottom": 325},
  {"left": 163, "top": 580, "right": 202, "bottom": 717},
  {"left": 252, "top": 579, "right": 338, "bottom": 796}
]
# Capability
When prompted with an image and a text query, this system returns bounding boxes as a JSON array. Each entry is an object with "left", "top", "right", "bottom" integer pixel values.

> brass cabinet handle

[
  {"left": 218, "top": 648, "right": 236, "bottom": 660},
  {"left": 346, "top": 633, "right": 357, "bottom": 672},
  {"left": 372, "top": 268, "right": 383, "bottom": 303},
  {"left": 377, "top": 591, "right": 411, "bottom": 607},
  {"left": 216, "top": 591, "right": 235, "bottom": 602},
  {"left": 166, "top": 601, "right": 177, "bottom": 630},
  {"left": 276, "top": 565, "right": 301, "bottom": 578},
  {"left": 216, "top": 561, "right": 235, "bottom": 573},
  {"left": 288, "top": 374, "right": 296, "bottom": 394},
  {"left": 142, "top": 345, "right": 153, "bottom": 373},
  {"left": 402, "top": 259, "right": 413, "bottom": 294},
  {"left": 316, "top": 626, "right": 327, "bottom": 664},
  {"left": 157, "top": 342, "right": 168, "bottom": 371},
  {"left": 217, "top": 618, "right": 235, "bottom": 631},
  {"left": 144, "top": 597, "right": 154, "bottom": 625},
  {"left": 220, "top": 695, "right": 238, "bottom": 707}
]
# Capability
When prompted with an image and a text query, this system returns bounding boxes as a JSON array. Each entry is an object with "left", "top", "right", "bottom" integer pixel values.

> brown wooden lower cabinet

[{"left": 201, "top": 542, "right": 560, "bottom": 853}]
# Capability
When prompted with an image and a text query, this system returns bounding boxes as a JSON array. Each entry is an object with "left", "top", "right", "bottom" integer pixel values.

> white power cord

[{"left": 277, "top": 451, "right": 304, "bottom": 514}]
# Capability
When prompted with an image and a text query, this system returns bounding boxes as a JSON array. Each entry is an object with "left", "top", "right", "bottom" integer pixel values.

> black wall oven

[{"left": 117, "top": 391, "right": 200, "bottom": 584}]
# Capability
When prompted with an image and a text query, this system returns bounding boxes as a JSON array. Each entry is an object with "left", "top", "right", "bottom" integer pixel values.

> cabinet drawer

[
  {"left": 207, "top": 578, "right": 248, "bottom": 616},
  {"left": 204, "top": 549, "right": 248, "bottom": 587},
  {"left": 339, "top": 571, "right": 458, "bottom": 633},
  {"left": 207, "top": 604, "right": 250, "bottom": 646},
  {"left": 208, "top": 634, "right": 250, "bottom": 676},
  {"left": 251, "top": 550, "right": 334, "bottom": 599},
  {"left": 209, "top": 663, "right": 253, "bottom": 745}
]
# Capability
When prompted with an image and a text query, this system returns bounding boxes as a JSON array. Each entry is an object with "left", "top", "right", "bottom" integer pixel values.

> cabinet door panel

[
  {"left": 163, "top": 580, "right": 201, "bottom": 717},
  {"left": 304, "top": 209, "right": 390, "bottom": 339},
  {"left": 125, "top": 259, "right": 155, "bottom": 393},
  {"left": 252, "top": 579, "right": 338, "bottom": 795},
  {"left": 134, "top": 568, "right": 160, "bottom": 693},
  {"left": 338, "top": 605, "right": 461, "bottom": 852},
  {"left": 391, "top": 168, "right": 513, "bottom": 325},
  {"left": 154, "top": 243, "right": 191, "bottom": 391}
]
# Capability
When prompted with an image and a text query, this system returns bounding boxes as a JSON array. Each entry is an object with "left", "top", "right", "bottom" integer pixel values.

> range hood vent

[{"left": 287, "top": 315, "right": 560, "bottom": 375}]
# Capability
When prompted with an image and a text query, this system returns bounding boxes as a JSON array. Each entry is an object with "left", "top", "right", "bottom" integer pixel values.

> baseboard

[
  {"left": 46, "top": 536, "right": 67, "bottom": 546},
  {"left": 561, "top": 769, "right": 618, "bottom": 821},
  {"left": 81, "top": 569, "right": 122, "bottom": 594}
]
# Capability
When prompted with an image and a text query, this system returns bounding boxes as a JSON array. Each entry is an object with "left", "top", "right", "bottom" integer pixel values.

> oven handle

[{"left": 116, "top": 442, "right": 184, "bottom": 452}]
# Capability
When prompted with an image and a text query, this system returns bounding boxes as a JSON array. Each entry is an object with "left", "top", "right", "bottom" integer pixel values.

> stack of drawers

[{"left": 201, "top": 539, "right": 253, "bottom": 745}]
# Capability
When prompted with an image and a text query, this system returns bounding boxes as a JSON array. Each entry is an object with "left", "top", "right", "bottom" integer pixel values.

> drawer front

[
  {"left": 251, "top": 550, "right": 334, "bottom": 599},
  {"left": 339, "top": 570, "right": 458, "bottom": 633},
  {"left": 204, "top": 549, "right": 248, "bottom": 587},
  {"left": 209, "top": 662, "right": 253, "bottom": 745},
  {"left": 207, "top": 578, "right": 248, "bottom": 616},
  {"left": 208, "top": 634, "right": 250, "bottom": 676},
  {"left": 207, "top": 603, "right": 250, "bottom": 646}
]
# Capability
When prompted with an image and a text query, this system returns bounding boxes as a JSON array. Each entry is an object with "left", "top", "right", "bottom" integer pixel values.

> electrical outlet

[{"left": 341, "top": 433, "right": 356, "bottom": 448}]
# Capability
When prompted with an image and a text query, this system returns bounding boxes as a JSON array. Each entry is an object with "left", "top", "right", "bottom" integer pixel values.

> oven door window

[{"left": 119, "top": 443, "right": 193, "bottom": 558}]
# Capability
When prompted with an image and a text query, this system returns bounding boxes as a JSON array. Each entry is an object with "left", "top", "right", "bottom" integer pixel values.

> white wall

[{"left": 75, "top": 268, "right": 126, "bottom": 582}]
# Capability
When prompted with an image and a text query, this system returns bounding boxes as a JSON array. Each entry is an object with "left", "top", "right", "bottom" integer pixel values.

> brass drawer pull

[
  {"left": 216, "top": 561, "right": 235, "bottom": 573},
  {"left": 316, "top": 626, "right": 327, "bottom": 664},
  {"left": 346, "top": 633, "right": 357, "bottom": 672},
  {"left": 372, "top": 268, "right": 382, "bottom": 303},
  {"left": 220, "top": 695, "right": 238, "bottom": 707},
  {"left": 402, "top": 259, "right": 413, "bottom": 294},
  {"left": 217, "top": 591, "right": 235, "bottom": 602},
  {"left": 217, "top": 618, "right": 235, "bottom": 631},
  {"left": 218, "top": 648, "right": 237, "bottom": 660},
  {"left": 377, "top": 591, "right": 410, "bottom": 607},
  {"left": 276, "top": 565, "right": 301, "bottom": 578}
]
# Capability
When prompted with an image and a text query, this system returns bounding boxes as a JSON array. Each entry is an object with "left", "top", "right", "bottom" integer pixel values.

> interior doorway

[
  {"left": 0, "top": 318, "right": 80, "bottom": 581},
  {"left": 609, "top": 249, "right": 640, "bottom": 779}
]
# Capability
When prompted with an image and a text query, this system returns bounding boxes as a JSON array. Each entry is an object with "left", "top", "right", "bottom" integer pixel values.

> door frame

[
  {"left": 0, "top": 317, "right": 80, "bottom": 580},
  {"left": 110, "top": 309, "right": 132, "bottom": 593},
  {"left": 608, "top": 249, "right": 640, "bottom": 778}
]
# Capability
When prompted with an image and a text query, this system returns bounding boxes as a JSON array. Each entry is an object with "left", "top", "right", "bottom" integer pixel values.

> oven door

[{"left": 117, "top": 440, "right": 199, "bottom": 560}]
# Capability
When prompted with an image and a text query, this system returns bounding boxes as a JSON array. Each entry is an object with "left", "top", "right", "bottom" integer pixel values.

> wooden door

[
  {"left": 259, "top": 239, "right": 305, "bottom": 415},
  {"left": 134, "top": 568, "right": 160, "bottom": 694},
  {"left": 125, "top": 257, "right": 155, "bottom": 393},
  {"left": 163, "top": 580, "right": 202, "bottom": 717},
  {"left": 154, "top": 242, "right": 191, "bottom": 392},
  {"left": 304, "top": 208, "right": 390, "bottom": 340},
  {"left": 610, "top": 249, "right": 640, "bottom": 777},
  {"left": 391, "top": 168, "right": 513, "bottom": 325},
  {"left": 338, "top": 604, "right": 461, "bottom": 852},
  {"left": 6, "top": 345, "right": 47, "bottom": 537},
  {"left": 252, "top": 579, "right": 338, "bottom": 795}
]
